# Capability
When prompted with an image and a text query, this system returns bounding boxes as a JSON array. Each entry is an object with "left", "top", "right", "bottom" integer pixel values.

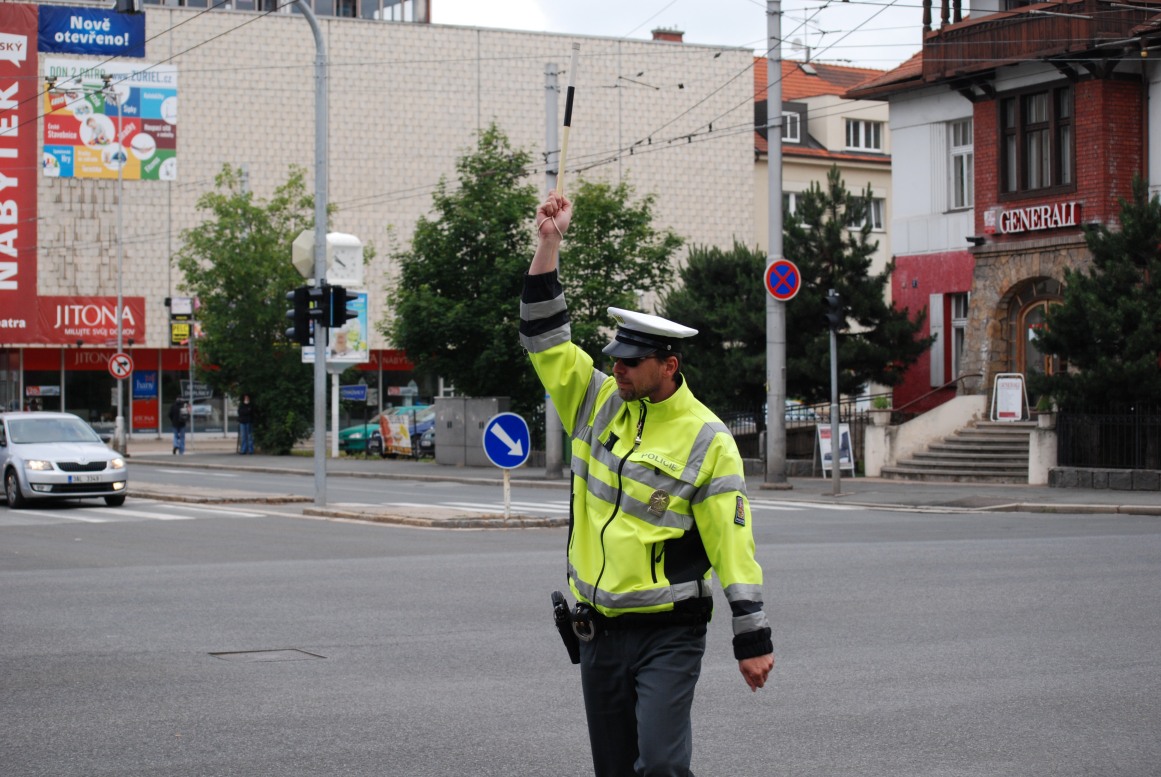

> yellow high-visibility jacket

[{"left": 520, "top": 271, "right": 772, "bottom": 660}]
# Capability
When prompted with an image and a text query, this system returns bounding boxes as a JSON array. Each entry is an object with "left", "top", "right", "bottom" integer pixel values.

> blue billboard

[{"left": 39, "top": 6, "right": 145, "bottom": 58}]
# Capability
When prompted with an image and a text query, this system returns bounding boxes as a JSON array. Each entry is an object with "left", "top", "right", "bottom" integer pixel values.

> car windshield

[{"left": 8, "top": 417, "right": 102, "bottom": 444}]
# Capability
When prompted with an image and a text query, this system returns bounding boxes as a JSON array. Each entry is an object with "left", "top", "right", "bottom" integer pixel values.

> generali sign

[{"left": 984, "top": 201, "right": 1082, "bottom": 235}]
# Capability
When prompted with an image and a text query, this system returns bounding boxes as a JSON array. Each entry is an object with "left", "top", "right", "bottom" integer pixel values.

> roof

[
  {"left": 754, "top": 58, "right": 887, "bottom": 103},
  {"left": 754, "top": 58, "right": 889, "bottom": 155},
  {"left": 843, "top": 50, "right": 925, "bottom": 100}
]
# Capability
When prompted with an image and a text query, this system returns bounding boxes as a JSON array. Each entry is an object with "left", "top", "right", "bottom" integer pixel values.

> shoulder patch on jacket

[{"left": 734, "top": 496, "right": 745, "bottom": 526}]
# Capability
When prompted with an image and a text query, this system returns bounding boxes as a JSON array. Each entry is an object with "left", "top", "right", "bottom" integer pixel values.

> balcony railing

[{"left": 922, "top": 0, "right": 1161, "bottom": 82}]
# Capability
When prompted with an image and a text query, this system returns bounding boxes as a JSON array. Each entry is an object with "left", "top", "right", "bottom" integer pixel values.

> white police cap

[{"left": 602, "top": 307, "right": 698, "bottom": 359}]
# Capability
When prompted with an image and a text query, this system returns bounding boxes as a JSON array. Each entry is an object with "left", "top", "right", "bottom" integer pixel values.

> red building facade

[{"left": 850, "top": 0, "right": 1161, "bottom": 414}]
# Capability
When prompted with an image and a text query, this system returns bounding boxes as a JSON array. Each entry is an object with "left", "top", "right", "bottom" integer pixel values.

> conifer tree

[
  {"left": 1032, "top": 176, "right": 1161, "bottom": 409},
  {"left": 781, "top": 166, "right": 931, "bottom": 403}
]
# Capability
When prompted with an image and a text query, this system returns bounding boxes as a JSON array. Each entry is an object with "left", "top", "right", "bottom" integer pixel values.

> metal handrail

[{"left": 891, "top": 373, "right": 983, "bottom": 419}]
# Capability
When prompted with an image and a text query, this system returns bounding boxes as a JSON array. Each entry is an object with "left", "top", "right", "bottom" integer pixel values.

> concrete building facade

[{"left": 1, "top": 3, "right": 755, "bottom": 436}]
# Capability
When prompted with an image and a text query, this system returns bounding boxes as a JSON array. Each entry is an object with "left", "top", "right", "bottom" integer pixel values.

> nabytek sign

[
  {"left": 38, "top": 6, "right": 145, "bottom": 58},
  {"left": 0, "top": 4, "right": 39, "bottom": 337}
]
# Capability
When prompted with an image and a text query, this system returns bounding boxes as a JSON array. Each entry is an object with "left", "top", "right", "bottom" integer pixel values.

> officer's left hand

[{"left": 739, "top": 653, "right": 774, "bottom": 692}]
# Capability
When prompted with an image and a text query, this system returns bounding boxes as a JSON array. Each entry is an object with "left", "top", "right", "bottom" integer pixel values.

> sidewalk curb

[
  {"left": 130, "top": 488, "right": 313, "bottom": 505},
  {"left": 981, "top": 502, "right": 1161, "bottom": 516},
  {"left": 129, "top": 457, "right": 572, "bottom": 491},
  {"left": 302, "top": 507, "right": 568, "bottom": 529}
]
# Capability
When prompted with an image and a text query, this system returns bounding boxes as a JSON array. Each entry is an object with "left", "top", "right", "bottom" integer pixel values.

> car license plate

[{"left": 71, "top": 474, "right": 102, "bottom": 483}]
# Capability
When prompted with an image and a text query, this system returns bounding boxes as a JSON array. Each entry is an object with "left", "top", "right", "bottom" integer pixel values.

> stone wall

[
  {"left": 1049, "top": 468, "right": 1161, "bottom": 491},
  {"left": 960, "top": 234, "right": 1088, "bottom": 389}
]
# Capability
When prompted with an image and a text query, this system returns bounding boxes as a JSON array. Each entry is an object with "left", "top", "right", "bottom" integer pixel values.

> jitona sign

[{"left": 985, "top": 201, "right": 1081, "bottom": 235}]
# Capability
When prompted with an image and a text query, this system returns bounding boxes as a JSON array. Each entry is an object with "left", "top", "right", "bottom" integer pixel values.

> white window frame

[
  {"left": 949, "top": 119, "right": 973, "bottom": 211},
  {"left": 783, "top": 191, "right": 802, "bottom": 218},
  {"left": 950, "top": 293, "right": 969, "bottom": 380},
  {"left": 931, "top": 292, "right": 970, "bottom": 386},
  {"left": 781, "top": 111, "right": 800, "bottom": 143},
  {"left": 845, "top": 119, "right": 883, "bottom": 152},
  {"left": 847, "top": 197, "right": 885, "bottom": 231}
]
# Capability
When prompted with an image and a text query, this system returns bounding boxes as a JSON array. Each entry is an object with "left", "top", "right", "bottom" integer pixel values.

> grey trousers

[{"left": 579, "top": 623, "right": 707, "bottom": 777}]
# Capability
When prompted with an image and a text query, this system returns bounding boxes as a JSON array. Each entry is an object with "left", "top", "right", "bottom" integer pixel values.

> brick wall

[{"left": 974, "top": 77, "right": 1143, "bottom": 239}]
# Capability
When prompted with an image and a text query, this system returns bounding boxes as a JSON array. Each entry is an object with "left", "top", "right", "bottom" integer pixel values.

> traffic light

[
  {"left": 823, "top": 292, "right": 843, "bottom": 332},
  {"left": 325, "top": 285, "right": 359, "bottom": 328},
  {"left": 285, "top": 286, "right": 325, "bottom": 345}
]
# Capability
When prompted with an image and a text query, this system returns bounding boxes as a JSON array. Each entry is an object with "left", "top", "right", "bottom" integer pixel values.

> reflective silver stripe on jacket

[
  {"left": 572, "top": 371, "right": 606, "bottom": 435},
  {"left": 571, "top": 563, "right": 714, "bottom": 610},
  {"left": 693, "top": 472, "right": 748, "bottom": 504},
  {"left": 723, "top": 583, "right": 770, "bottom": 635},
  {"left": 589, "top": 391, "right": 626, "bottom": 442},
  {"left": 519, "top": 296, "right": 570, "bottom": 353},
  {"left": 723, "top": 582, "right": 764, "bottom": 604}
]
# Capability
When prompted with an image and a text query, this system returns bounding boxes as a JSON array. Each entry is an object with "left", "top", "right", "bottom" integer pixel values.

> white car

[{"left": 0, "top": 412, "right": 128, "bottom": 508}]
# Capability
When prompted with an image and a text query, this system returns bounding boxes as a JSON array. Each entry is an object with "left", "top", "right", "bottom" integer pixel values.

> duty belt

[{"left": 572, "top": 603, "right": 711, "bottom": 641}]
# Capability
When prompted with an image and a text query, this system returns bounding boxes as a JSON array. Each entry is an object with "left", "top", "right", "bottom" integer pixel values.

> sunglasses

[{"left": 614, "top": 355, "right": 654, "bottom": 368}]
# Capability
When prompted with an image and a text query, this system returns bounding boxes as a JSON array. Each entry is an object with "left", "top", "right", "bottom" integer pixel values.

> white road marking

[{"left": 750, "top": 499, "right": 859, "bottom": 511}]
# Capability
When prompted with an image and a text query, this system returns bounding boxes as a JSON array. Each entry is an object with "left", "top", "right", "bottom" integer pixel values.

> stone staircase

[{"left": 881, "top": 420, "right": 1034, "bottom": 483}]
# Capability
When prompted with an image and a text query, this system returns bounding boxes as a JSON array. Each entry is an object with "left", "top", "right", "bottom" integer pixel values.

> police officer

[{"left": 521, "top": 191, "right": 774, "bottom": 777}]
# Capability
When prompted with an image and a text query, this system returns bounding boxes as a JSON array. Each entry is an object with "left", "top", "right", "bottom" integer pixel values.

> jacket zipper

[
  {"left": 649, "top": 543, "right": 664, "bottom": 584},
  {"left": 591, "top": 401, "right": 647, "bottom": 602}
]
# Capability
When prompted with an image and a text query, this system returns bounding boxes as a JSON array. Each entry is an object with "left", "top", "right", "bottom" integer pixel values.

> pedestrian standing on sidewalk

[
  {"left": 520, "top": 190, "right": 774, "bottom": 777},
  {"left": 237, "top": 394, "right": 255, "bottom": 455},
  {"left": 169, "top": 398, "right": 188, "bottom": 455}
]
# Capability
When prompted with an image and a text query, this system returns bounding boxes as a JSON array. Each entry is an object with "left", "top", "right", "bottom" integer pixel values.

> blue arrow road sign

[{"left": 482, "top": 412, "right": 531, "bottom": 469}]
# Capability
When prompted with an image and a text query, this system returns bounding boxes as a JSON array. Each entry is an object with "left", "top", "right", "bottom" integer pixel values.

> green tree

[
  {"left": 661, "top": 242, "right": 767, "bottom": 413},
  {"left": 783, "top": 166, "right": 931, "bottom": 403},
  {"left": 175, "top": 165, "right": 320, "bottom": 453},
  {"left": 559, "top": 179, "right": 683, "bottom": 359},
  {"left": 385, "top": 124, "right": 542, "bottom": 423},
  {"left": 386, "top": 125, "right": 683, "bottom": 435},
  {"left": 1032, "top": 176, "right": 1161, "bottom": 409}
]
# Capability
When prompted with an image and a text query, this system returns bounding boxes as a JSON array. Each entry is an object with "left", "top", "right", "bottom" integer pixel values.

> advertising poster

[
  {"left": 818, "top": 424, "right": 856, "bottom": 477},
  {"left": 38, "top": 6, "right": 145, "bottom": 58},
  {"left": 991, "top": 373, "right": 1027, "bottom": 422},
  {"left": 0, "top": 4, "right": 41, "bottom": 343},
  {"left": 302, "top": 292, "right": 371, "bottom": 365},
  {"left": 36, "top": 295, "right": 145, "bottom": 345},
  {"left": 43, "top": 56, "right": 177, "bottom": 181}
]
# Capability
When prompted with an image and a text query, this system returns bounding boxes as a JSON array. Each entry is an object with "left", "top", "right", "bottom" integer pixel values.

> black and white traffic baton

[{"left": 556, "top": 42, "right": 580, "bottom": 196}]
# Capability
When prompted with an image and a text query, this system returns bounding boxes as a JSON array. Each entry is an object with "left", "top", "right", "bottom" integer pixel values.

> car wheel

[
  {"left": 5, "top": 469, "right": 27, "bottom": 509},
  {"left": 104, "top": 494, "right": 126, "bottom": 507}
]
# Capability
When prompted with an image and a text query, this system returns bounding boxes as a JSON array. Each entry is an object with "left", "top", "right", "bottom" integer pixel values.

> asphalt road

[{"left": 2, "top": 503, "right": 1159, "bottom": 776}]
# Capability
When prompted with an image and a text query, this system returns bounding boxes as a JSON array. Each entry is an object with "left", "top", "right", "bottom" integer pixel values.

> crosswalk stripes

[
  {"left": 749, "top": 499, "right": 859, "bottom": 512},
  {"left": 383, "top": 500, "right": 571, "bottom": 514},
  {"left": 379, "top": 499, "right": 854, "bottom": 516},
  {"left": 0, "top": 500, "right": 268, "bottom": 526}
]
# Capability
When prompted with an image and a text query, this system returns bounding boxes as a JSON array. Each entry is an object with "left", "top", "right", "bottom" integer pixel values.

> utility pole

[
  {"left": 109, "top": 74, "right": 127, "bottom": 456},
  {"left": 543, "top": 61, "right": 564, "bottom": 479},
  {"left": 765, "top": 0, "right": 789, "bottom": 486},
  {"left": 296, "top": 0, "right": 329, "bottom": 506},
  {"left": 827, "top": 290, "right": 842, "bottom": 495}
]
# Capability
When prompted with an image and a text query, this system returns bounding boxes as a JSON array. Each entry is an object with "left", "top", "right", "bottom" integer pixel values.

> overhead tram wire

[{"left": 23, "top": 0, "right": 297, "bottom": 137}]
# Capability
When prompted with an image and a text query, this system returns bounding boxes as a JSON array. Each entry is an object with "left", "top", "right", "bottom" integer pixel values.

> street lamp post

[{"left": 106, "top": 74, "right": 128, "bottom": 455}]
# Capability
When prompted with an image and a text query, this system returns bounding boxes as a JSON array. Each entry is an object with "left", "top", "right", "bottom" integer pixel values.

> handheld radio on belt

[{"left": 551, "top": 591, "right": 581, "bottom": 664}]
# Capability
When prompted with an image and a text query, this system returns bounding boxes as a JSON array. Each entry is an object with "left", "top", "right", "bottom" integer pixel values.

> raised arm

[{"left": 529, "top": 191, "right": 572, "bottom": 275}]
